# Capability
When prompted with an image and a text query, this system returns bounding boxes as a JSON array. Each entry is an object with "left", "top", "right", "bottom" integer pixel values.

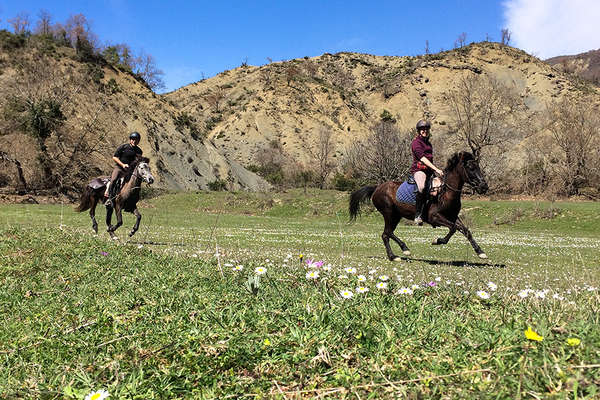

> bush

[
  {"left": 332, "top": 173, "right": 360, "bottom": 192},
  {"left": 174, "top": 112, "right": 204, "bottom": 141},
  {"left": 0, "top": 30, "right": 26, "bottom": 51},
  {"left": 208, "top": 179, "right": 227, "bottom": 191}
]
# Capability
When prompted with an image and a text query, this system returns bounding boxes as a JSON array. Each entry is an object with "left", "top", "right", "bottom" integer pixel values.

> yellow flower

[
  {"left": 263, "top": 338, "right": 271, "bottom": 346},
  {"left": 524, "top": 326, "right": 543, "bottom": 341},
  {"left": 566, "top": 338, "right": 581, "bottom": 346}
]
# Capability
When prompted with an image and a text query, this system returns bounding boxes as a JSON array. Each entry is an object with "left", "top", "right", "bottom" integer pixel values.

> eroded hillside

[
  {"left": 0, "top": 33, "right": 270, "bottom": 196},
  {"left": 166, "top": 42, "right": 600, "bottom": 169}
]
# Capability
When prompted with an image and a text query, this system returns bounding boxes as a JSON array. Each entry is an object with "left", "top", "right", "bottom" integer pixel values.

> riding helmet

[
  {"left": 129, "top": 131, "right": 141, "bottom": 140},
  {"left": 416, "top": 120, "right": 431, "bottom": 131}
]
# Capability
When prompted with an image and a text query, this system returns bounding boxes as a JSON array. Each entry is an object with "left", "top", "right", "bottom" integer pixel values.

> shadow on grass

[
  {"left": 412, "top": 257, "right": 506, "bottom": 268},
  {"left": 366, "top": 255, "right": 506, "bottom": 268}
]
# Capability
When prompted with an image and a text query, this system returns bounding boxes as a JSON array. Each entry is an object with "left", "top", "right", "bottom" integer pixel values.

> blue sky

[{"left": 2, "top": 1, "right": 599, "bottom": 92}]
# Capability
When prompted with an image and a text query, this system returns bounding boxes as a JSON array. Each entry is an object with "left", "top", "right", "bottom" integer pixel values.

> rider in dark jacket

[
  {"left": 410, "top": 120, "right": 443, "bottom": 225},
  {"left": 104, "top": 132, "right": 143, "bottom": 205}
]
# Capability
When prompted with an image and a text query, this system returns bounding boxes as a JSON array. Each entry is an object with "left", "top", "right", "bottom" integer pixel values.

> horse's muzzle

[
  {"left": 476, "top": 182, "right": 488, "bottom": 194},
  {"left": 147, "top": 176, "right": 155, "bottom": 184}
]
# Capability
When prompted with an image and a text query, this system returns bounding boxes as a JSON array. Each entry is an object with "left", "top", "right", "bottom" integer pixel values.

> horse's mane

[
  {"left": 444, "top": 151, "right": 474, "bottom": 173},
  {"left": 124, "top": 155, "right": 150, "bottom": 182}
]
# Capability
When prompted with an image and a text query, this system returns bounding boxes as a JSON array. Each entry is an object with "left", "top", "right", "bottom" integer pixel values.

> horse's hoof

[
  {"left": 112, "top": 236, "right": 119, "bottom": 241},
  {"left": 478, "top": 253, "right": 488, "bottom": 259},
  {"left": 402, "top": 250, "right": 411, "bottom": 256},
  {"left": 391, "top": 256, "right": 402, "bottom": 262}
]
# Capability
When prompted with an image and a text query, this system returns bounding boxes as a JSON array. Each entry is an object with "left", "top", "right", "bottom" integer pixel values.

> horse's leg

[
  {"left": 112, "top": 205, "right": 124, "bottom": 232},
  {"left": 429, "top": 214, "right": 487, "bottom": 259},
  {"left": 105, "top": 205, "right": 118, "bottom": 239},
  {"left": 389, "top": 231, "right": 411, "bottom": 256},
  {"left": 129, "top": 208, "right": 141, "bottom": 237},
  {"left": 90, "top": 195, "right": 98, "bottom": 234},
  {"left": 382, "top": 213, "right": 409, "bottom": 261},
  {"left": 432, "top": 218, "right": 459, "bottom": 245}
]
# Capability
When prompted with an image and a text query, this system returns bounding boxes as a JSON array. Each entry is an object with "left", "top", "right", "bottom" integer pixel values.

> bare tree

[
  {"left": 455, "top": 32, "right": 467, "bottom": 48},
  {"left": 447, "top": 73, "right": 526, "bottom": 161},
  {"left": 425, "top": 40, "right": 430, "bottom": 55},
  {"left": 545, "top": 96, "right": 600, "bottom": 195},
  {"left": 63, "top": 13, "right": 98, "bottom": 49},
  {"left": 204, "top": 86, "right": 226, "bottom": 112},
  {"left": 133, "top": 51, "right": 166, "bottom": 91},
  {"left": 8, "top": 12, "right": 31, "bottom": 34},
  {"left": 500, "top": 28, "right": 511, "bottom": 45},
  {"left": 285, "top": 64, "right": 300, "bottom": 86},
  {"left": 34, "top": 9, "right": 52, "bottom": 36},
  {"left": 308, "top": 127, "right": 336, "bottom": 189},
  {"left": 344, "top": 120, "right": 412, "bottom": 183}
]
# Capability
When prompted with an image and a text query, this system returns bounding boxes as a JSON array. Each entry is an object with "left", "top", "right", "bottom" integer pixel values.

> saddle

[{"left": 396, "top": 175, "right": 442, "bottom": 205}]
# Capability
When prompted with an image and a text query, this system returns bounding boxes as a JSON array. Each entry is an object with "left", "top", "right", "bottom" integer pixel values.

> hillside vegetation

[{"left": 0, "top": 30, "right": 270, "bottom": 197}]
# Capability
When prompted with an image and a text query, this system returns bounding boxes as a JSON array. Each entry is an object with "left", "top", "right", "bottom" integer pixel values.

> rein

[{"left": 443, "top": 180, "right": 462, "bottom": 194}]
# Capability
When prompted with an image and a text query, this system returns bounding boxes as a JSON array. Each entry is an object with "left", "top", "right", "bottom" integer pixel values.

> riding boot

[{"left": 414, "top": 191, "right": 426, "bottom": 226}]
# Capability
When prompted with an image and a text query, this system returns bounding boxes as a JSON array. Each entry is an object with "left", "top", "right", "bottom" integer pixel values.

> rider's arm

[
  {"left": 112, "top": 156, "right": 128, "bottom": 169},
  {"left": 420, "top": 157, "right": 443, "bottom": 176}
]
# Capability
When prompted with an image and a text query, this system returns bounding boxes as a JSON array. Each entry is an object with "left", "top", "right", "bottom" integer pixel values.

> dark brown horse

[
  {"left": 76, "top": 156, "right": 154, "bottom": 239},
  {"left": 349, "top": 151, "right": 489, "bottom": 261}
]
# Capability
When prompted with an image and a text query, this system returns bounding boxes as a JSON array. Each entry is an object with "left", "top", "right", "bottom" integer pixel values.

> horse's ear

[{"left": 139, "top": 156, "right": 150, "bottom": 163}]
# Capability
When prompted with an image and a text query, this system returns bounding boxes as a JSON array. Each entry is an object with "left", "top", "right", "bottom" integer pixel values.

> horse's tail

[
  {"left": 75, "top": 185, "right": 94, "bottom": 212},
  {"left": 349, "top": 185, "right": 377, "bottom": 221}
]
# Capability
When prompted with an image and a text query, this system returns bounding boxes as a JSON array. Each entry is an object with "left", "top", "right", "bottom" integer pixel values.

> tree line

[
  {"left": 1, "top": 10, "right": 165, "bottom": 91},
  {"left": 249, "top": 71, "right": 600, "bottom": 199}
]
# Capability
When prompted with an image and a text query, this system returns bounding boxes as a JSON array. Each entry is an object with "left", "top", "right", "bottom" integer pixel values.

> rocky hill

[
  {"left": 546, "top": 49, "right": 600, "bottom": 86},
  {"left": 0, "top": 32, "right": 270, "bottom": 196},
  {"left": 165, "top": 41, "right": 600, "bottom": 171},
  {"left": 2, "top": 34, "right": 599, "bottom": 197}
]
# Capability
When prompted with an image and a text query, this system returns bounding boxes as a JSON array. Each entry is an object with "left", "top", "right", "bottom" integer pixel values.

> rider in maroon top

[{"left": 411, "top": 120, "right": 443, "bottom": 225}]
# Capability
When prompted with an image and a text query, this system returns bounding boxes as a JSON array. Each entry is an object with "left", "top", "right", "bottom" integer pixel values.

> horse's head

[
  {"left": 458, "top": 152, "right": 488, "bottom": 194},
  {"left": 135, "top": 157, "right": 154, "bottom": 184}
]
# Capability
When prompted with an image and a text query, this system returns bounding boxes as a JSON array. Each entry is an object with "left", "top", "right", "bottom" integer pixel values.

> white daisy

[
  {"left": 477, "top": 290, "right": 490, "bottom": 299},
  {"left": 487, "top": 282, "right": 497, "bottom": 291},
  {"left": 85, "top": 390, "right": 110, "bottom": 400},
  {"left": 254, "top": 266, "right": 267, "bottom": 275},
  {"left": 306, "top": 270, "right": 319, "bottom": 280},
  {"left": 398, "top": 287, "right": 413, "bottom": 295},
  {"left": 356, "top": 286, "right": 369, "bottom": 294},
  {"left": 340, "top": 289, "right": 354, "bottom": 299},
  {"left": 376, "top": 282, "right": 388, "bottom": 290}
]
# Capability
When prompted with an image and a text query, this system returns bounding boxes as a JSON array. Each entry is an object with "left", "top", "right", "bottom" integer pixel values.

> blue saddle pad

[{"left": 396, "top": 181, "right": 417, "bottom": 204}]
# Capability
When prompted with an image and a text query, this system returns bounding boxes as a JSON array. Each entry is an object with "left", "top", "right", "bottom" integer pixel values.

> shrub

[
  {"left": 174, "top": 112, "right": 204, "bottom": 141},
  {"left": 332, "top": 173, "right": 360, "bottom": 192},
  {"left": 0, "top": 30, "right": 26, "bottom": 51},
  {"left": 208, "top": 179, "right": 227, "bottom": 191}
]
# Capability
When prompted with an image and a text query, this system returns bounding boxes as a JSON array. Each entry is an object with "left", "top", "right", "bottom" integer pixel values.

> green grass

[{"left": 1, "top": 190, "right": 599, "bottom": 399}]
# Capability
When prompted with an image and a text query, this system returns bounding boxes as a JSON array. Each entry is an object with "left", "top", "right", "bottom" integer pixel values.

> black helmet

[
  {"left": 416, "top": 120, "right": 431, "bottom": 131},
  {"left": 129, "top": 132, "right": 141, "bottom": 140}
]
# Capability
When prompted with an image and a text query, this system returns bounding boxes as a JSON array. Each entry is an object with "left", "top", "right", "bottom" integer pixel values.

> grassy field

[{"left": 1, "top": 189, "right": 599, "bottom": 399}]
